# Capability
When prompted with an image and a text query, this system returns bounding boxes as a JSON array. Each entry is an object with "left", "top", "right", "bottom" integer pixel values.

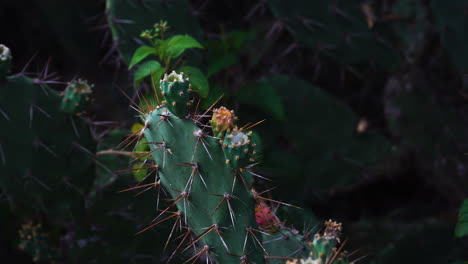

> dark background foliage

[{"left": 0, "top": 0, "right": 467, "bottom": 263}]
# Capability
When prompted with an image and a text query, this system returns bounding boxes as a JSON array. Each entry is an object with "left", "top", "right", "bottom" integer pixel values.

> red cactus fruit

[{"left": 255, "top": 203, "right": 281, "bottom": 233}]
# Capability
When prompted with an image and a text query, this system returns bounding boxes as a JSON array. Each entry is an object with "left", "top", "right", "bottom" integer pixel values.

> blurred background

[{"left": 0, "top": 0, "right": 467, "bottom": 263}]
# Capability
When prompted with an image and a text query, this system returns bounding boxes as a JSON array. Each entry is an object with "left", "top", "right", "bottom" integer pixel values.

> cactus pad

[{"left": 140, "top": 104, "right": 264, "bottom": 264}]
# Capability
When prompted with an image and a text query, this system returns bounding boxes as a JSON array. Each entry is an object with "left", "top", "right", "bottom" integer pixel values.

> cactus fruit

[
  {"left": 255, "top": 203, "right": 281, "bottom": 233},
  {"left": 223, "top": 128, "right": 256, "bottom": 169},
  {"left": 18, "top": 221, "right": 57, "bottom": 263},
  {"left": 283, "top": 220, "right": 349, "bottom": 264},
  {"left": 0, "top": 44, "right": 12, "bottom": 79},
  {"left": 160, "top": 71, "right": 192, "bottom": 117},
  {"left": 60, "top": 79, "right": 93, "bottom": 114},
  {"left": 212, "top": 106, "right": 236, "bottom": 138}
]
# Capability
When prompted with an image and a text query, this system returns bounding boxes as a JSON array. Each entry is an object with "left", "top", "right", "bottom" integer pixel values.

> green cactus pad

[
  {"left": 264, "top": 228, "right": 311, "bottom": 264},
  {"left": 160, "top": 71, "right": 192, "bottom": 117},
  {"left": 223, "top": 129, "right": 255, "bottom": 169},
  {"left": 141, "top": 105, "right": 264, "bottom": 264},
  {"left": 0, "top": 51, "right": 95, "bottom": 217},
  {"left": 60, "top": 79, "right": 93, "bottom": 114}
]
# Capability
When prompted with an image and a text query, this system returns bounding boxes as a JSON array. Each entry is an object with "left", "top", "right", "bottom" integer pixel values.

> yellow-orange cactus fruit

[{"left": 211, "top": 106, "right": 236, "bottom": 138}]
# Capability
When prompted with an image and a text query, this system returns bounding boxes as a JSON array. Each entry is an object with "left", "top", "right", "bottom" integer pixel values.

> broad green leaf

[
  {"left": 222, "top": 30, "right": 256, "bottom": 52},
  {"left": 133, "top": 60, "right": 161, "bottom": 88},
  {"left": 132, "top": 162, "right": 148, "bottom": 182},
  {"left": 131, "top": 123, "right": 144, "bottom": 133},
  {"left": 155, "top": 38, "right": 169, "bottom": 59},
  {"left": 131, "top": 123, "right": 151, "bottom": 164},
  {"left": 106, "top": 0, "right": 202, "bottom": 64},
  {"left": 150, "top": 67, "right": 167, "bottom": 96},
  {"left": 455, "top": 198, "right": 468, "bottom": 238},
  {"left": 207, "top": 54, "right": 238, "bottom": 77},
  {"left": 128, "top": 46, "right": 156, "bottom": 69},
  {"left": 237, "top": 79, "right": 286, "bottom": 121},
  {"left": 431, "top": 0, "right": 468, "bottom": 71},
  {"left": 200, "top": 84, "right": 226, "bottom": 110},
  {"left": 166, "top": 35, "right": 203, "bottom": 59},
  {"left": 178, "top": 66, "right": 209, "bottom": 98}
]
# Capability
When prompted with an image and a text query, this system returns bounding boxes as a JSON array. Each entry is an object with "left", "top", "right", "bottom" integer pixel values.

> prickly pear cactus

[
  {"left": 126, "top": 71, "right": 356, "bottom": 263},
  {"left": 0, "top": 45, "right": 95, "bottom": 216}
]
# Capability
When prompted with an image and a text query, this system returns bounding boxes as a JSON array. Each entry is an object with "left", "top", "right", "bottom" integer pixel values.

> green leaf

[
  {"left": 222, "top": 30, "right": 256, "bottom": 52},
  {"left": 455, "top": 198, "right": 468, "bottom": 238},
  {"left": 128, "top": 46, "right": 156, "bottom": 69},
  {"left": 106, "top": 0, "right": 203, "bottom": 64},
  {"left": 178, "top": 66, "right": 209, "bottom": 98},
  {"left": 237, "top": 79, "right": 286, "bottom": 121},
  {"left": 133, "top": 60, "right": 162, "bottom": 88},
  {"left": 431, "top": 0, "right": 468, "bottom": 71},
  {"left": 200, "top": 84, "right": 226, "bottom": 110},
  {"left": 166, "top": 35, "right": 203, "bottom": 59},
  {"left": 207, "top": 54, "right": 238, "bottom": 77},
  {"left": 132, "top": 162, "right": 148, "bottom": 182}
]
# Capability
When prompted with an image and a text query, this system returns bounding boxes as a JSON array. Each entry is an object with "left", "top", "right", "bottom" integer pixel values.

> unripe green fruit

[
  {"left": 60, "top": 79, "right": 93, "bottom": 114},
  {"left": 160, "top": 71, "right": 192, "bottom": 117},
  {"left": 223, "top": 128, "right": 255, "bottom": 169}
]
